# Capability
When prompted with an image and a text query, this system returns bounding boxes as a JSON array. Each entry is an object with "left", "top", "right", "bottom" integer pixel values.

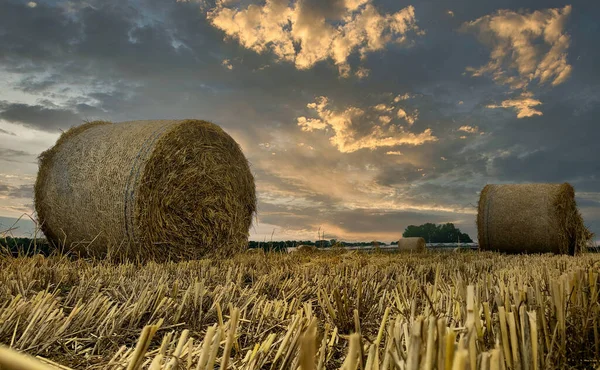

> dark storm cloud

[
  {"left": 0, "top": 2, "right": 80, "bottom": 65},
  {"left": 0, "top": 0, "right": 599, "bottom": 240},
  {"left": 0, "top": 102, "right": 83, "bottom": 131}
]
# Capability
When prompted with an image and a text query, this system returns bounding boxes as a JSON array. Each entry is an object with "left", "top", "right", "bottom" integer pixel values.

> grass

[{"left": 0, "top": 250, "right": 599, "bottom": 369}]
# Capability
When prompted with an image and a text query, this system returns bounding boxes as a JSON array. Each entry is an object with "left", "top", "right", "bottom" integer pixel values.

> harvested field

[{"left": 0, "top": 251, "right": 599, "bottom": 369}]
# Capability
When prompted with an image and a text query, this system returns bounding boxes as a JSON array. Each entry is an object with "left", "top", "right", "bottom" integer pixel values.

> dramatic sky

[{"left": 1, "top": 0, "right": 599, "bottom": 242}]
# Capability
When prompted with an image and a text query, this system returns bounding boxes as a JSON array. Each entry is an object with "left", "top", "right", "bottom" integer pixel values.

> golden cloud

[
  {"left": 463, "top": 5, "right": 572, "bottom": 89},
  {"left": 206, "top": 0, "right": 420, "bottom": 76},
  {"left": 297, "top": 96, "right": 437, "bottom": 153},
  {"left": 486, "top": 92, "right": 543, "bottom": 118},
  {"left": 458, "top": 125, "right": 479, "bottom": 133}
]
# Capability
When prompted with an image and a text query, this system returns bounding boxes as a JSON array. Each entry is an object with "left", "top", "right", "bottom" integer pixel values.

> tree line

[{"left": 0, "top": 223, "right": 475, "bottom": 255}]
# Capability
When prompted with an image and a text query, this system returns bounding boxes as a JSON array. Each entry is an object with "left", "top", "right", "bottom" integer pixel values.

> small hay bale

[
  {"left": 295, "top": 245, "right": 317, "bottom": 253},
  {"left": 477, "top": 183, "right": 593, "bottom": 255},
  {"left": 397, "top": 237, "right": 426, "bottom": 252},
  {"left": 34, "top": 119, "right": 256, "bottom": 260}
]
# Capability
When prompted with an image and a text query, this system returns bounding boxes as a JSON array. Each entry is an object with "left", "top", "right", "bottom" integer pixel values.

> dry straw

[
  {"left": 477, "top": 183, "right": 592, "bottom": 254},
  {"left": 398, "top": 237, "right": 426, "bottom": 252},
  {"left": 34, "top": 119, "right": 256, "bottom": 260}
]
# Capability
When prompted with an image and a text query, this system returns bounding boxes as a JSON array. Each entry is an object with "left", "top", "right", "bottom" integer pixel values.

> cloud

[
  {"left": 27, "top": 2, "right": 37, "bottom": 8},
  {"left": 0, "top": 148, "right": 33, "bottom": 163},
  {"left": 486, "top": 92, "right": 543, "bottom": 118},
  {"left": 463, "top": 5, "right": 572, "bottom": 89},
  {"left": 463, "top": 5, "right": 572, "bottom": 119},
  {"left": 205, "top": 0, "right": 421, "bottom": 76},
  {"left": 458, "top": 125, "right": 478, "bottom": 133},
  {"left": 0, "top": 128, "right": 15, "bottom": 136},
  {"left": 222, "top": 58, "right": 233, "bottom": 69},
  {"left": 378, "top": 115, "right": 392, "bottom": 124},
  {"left": 393, "top": 93, "right": 411, "bottom": 102},
  {"left": 386, "top": 151, "right": 402, "bottom": 155},
  {"left": 297, "top": 96, "right": 437, "bottom": 153},
  {"left": 396, "top": 108, "right": 418, "bottom": 125},
  {"left": 0, "top": 101, "right": 83, "bottom": 131},
  {"left": 0, "top": 182, "right": 33, "bottom": 199},
  {"left": 355, "top": 67, "right": 370, "bottom": 79}
]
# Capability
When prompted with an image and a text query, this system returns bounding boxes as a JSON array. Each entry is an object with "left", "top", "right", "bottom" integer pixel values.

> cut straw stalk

[{"left": 0, "top": 345, "right": 68, "bottom": 370}]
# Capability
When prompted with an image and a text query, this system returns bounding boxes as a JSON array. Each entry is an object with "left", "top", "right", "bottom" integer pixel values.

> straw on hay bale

[
  {"left": 477, "top": 183, "right": 592, "bottom": 255},
  {"left": 397, "top": 237, "right": 426, "bottom": 252},
  {"left": 34, "top": 119, "right": 256, "bottom": 260}
]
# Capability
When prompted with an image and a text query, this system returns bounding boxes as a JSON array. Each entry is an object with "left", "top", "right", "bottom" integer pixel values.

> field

[{"left": 0, "top": 250, "right": 599, "bottom": 370}]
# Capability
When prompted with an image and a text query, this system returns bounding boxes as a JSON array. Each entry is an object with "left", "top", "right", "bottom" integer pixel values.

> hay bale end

[
  {"left": 477, "top": 183, "right": 592, "bottom": 255},
  {"left": 398, "top": 237, "right": 426, "bottom": 252}
]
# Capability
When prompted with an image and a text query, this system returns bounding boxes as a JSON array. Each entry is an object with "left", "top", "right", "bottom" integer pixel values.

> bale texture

[
  {"left": 398, "top": 237, "right": 426, "bottom": 252},
  {"left": 477, "top": 183, "right": 592, "bottom": 255},
  {"left": 35, "top": 119, "right": 256, "bottom": 260}
]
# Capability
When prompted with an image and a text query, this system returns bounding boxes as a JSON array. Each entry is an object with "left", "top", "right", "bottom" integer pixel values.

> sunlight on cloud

[
  {"left": 487, "top": 92, "right": 543, "bottom": 118},
  {"left": 394, "top": 93, "right": 411, "bottom": 102},
  {"left": 203, "top": 0, "right": 421, "bottom": 76},
  {"left": 355, "top": 67, "right": 370, "bottom": 79},
  {"left": 222, "top": 59, "right": 233, "bottom": 69},
  {"left": 463, "top": 5, "right": 572, "bottom": 88},
  {"left": 458, "top": 125, "right": 479, "bottom": 133},
  {"left": 297, "top": 96, "right": 437, "bottom": 153},
  {"left": 463, "top": 5, "right": 572, "bottom": 118},
  {"left": 396, "top": 108, "right": 418, "bottom": 125}
]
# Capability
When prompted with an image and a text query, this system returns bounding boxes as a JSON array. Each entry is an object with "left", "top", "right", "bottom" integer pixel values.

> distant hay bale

[
  {"left": 34, "top": 120, "right": 256, "bottom": 260},
  {"left": 294, "top": 245, "right": 317, "bottom": 253},
  {"left": 477, "top": 183, "right": 593, "bottom": 255},
  {"left": 397, "top": 237, "right": 426, "bottom": 252}
]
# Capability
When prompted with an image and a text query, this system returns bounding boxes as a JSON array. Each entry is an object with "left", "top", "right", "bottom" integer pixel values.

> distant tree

[
  {"left": 402, "top": 223, "right": 473, "bottom": 243},
  {"left": 315, "top": 239, "right": 331, "bottom": 248}
]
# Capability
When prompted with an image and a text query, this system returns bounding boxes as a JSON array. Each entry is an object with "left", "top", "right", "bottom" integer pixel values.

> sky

[{"left": 0, "top": 0, "right": 599, "bottom": 243}]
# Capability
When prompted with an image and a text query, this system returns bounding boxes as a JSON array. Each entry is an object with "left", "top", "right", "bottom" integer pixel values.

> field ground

[{"left": 0, "top": 250, "right": 599, "bottom": 369}]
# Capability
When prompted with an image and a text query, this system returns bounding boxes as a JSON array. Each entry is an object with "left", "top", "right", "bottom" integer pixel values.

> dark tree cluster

[{"left": 401, "top": 223, "right": 473, "bottom": 243}]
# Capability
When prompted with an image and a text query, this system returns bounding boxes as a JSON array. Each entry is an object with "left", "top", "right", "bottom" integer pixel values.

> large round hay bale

[
  {"left": 477, "top": 183, "right": 592, "bottom": 255},
  {"left": 397, "top": 237, "right": 426, "bottom": 251},
  {"left": 34, "top": 119, "right": 256, "bottom": 260}
]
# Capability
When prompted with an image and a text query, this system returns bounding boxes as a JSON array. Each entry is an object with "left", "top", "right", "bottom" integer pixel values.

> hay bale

[
  {"left": 295, "top": 245, "right": 317, "bottom": 253},
  {"left": 477, "top": 183, "right": 593, "bottom": 255},
  {"left": 34, "top": 119, "right": 256, "bottom": 260},
  {"left": 397, "top": 237, "right": 426, "bottom": 252}
]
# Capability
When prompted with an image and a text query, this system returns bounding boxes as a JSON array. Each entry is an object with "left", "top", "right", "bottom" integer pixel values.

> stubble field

[{"left": 0, "top": 250, "right": 599, "bottom": 370}]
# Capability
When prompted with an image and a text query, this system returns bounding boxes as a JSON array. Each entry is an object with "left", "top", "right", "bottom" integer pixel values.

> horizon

[{"left": 1, "top": 0, "right": 599, "bottom": 243}]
